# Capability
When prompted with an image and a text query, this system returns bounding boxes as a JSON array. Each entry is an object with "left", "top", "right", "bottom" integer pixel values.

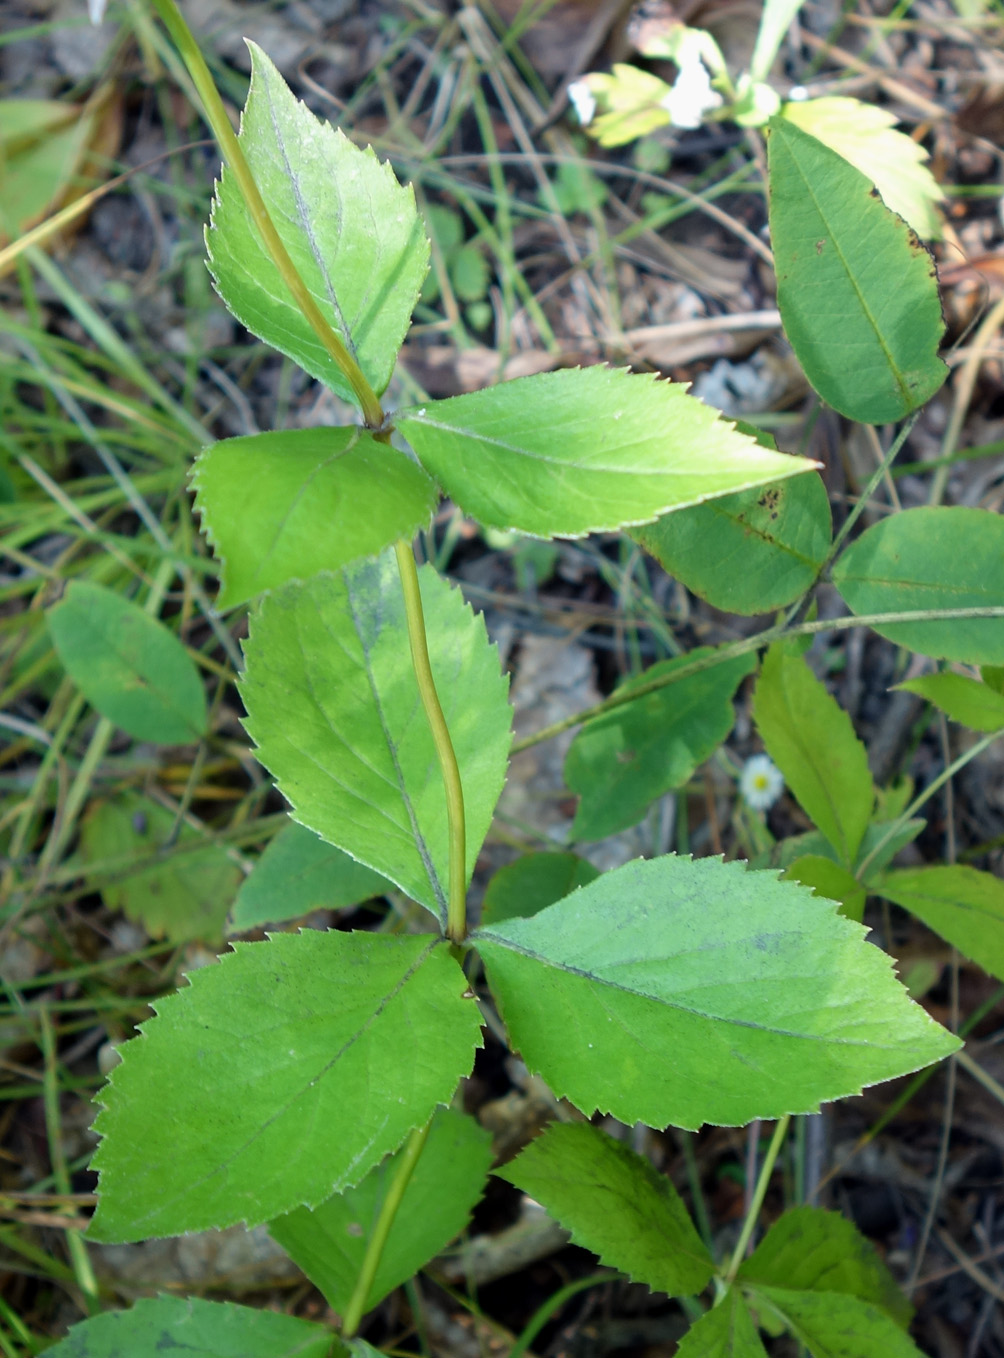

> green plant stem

[
  {"left": 507, "top": 1271, "right": 611, "bottom": 1358},
  {"left": 512, "top": 606, "right": 1004, "bottom": 752},
  {"left": 724, "top": 1114, "right": 790, "bottom": 1285},
  {"left": 394, "top": 539, "right": 468, "bottom": 942},
  {"left": 145, "top": 0, "right": 383, "bottom": 427},
  {"left": 855, "top": 725, "right": 1004, "bottom": 881},
  {"left": 39, "top": 1008, "right": 99, "bottom": 1313},
  {"left": 822, "top": 412, "right": 921, "bottom": 573},
  {"left": 340, "top": 1120, "right": 433, "bottom": 1339}
]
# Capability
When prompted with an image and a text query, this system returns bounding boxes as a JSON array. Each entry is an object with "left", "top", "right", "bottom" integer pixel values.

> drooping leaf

[
  {"left": 566, "top": 648, "right": 755, "bottom": 841},
  {"left": 192, "top": 428, "right": 437, "bottom": 609},
  {"left": 89, "top": 932, "right": 481, "bottom": 1242},
  {"left": 81, "top": 794, "right": 238, "bottom": 942},
  {"left": 674, "top": 1290, "right": 769, "bottom": 1357},
  {"left": 767, "top": 117, "right": 946, "bottom": 424},
  {"left": 41, "top": 1296, "right": 336, "bottom": 1358},
  {"left": 230, "top": 821, "right": 389, "bottom": 931},
  {"left": 832, "top": 508, "right": 1004, "bottom": 665},
  {"left": 46, "top": 581, "right": 207, "bottom": 744},
  {"left": 744, "top": 1287, "right": 925, "bottom": 1358},
  {"left": 481, "top": 853, "right": 600, "bottom": 925},
  {"left": 782, "top": 855, "right": 866, "bottom": 923},
  {"left": 878, "top": 865, "right": 1004, "bottom": 982},
  {"left": 753, "top": 645, "right": 874, "bottom": 865},
  {"left": 396, "top": 367, "right": 816, "bottom": 538},
  {"left": 269, "top": 1107, "right": 492, "bottom": 1315},
  {"left": 240, "top": 553, "right": 511, "bottom": 928},
  {"left": 632, "top": 472, "right": 831, "bottom": 616},
  {"left": 495, "top": 1122, "right": 713, "bottom": 1297},
  {"left": 472, "top": 855, "right": 957, "bottom": 1131},
  {"left": 207, "top": 43, "right": 429, "bottom": 406},
  {"left": 897, "top": 671, "right": 1004, "bottom": 731},
  {"left": 781, "top": 97, "right": 942, "bottom": 239},
  {"left": 738, "top": 1206, "right": 912, "bottom": 1327}
]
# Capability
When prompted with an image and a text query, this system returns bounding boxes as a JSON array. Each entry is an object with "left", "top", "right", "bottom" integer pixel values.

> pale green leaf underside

[
  {"left": 566, "top": 648, "right": 755, "bottom": 841},
  {"left": 878, "top": 865, "right": 1004, "bottom": 983},
  {"left": 89, "top": 932, "right": 481, "bottom": 1242},
  {"left": 229, "top": 820, "right": 389, "bottom": 932},
  {"left": 207, "top": 42, "right": 428, "bottom": 405},
  {"left": 768, "top": 117, "right": 946, "bottom": 424},
  {"left": 738, "top": 1206, "right": 912, "bottom": 1327},
  {"left": 192, "top": 428, "right": 437, "bottom": 609},
  {"left": 674, "top": 1291, "right": 769, "bottom": 1358},
  {"left": 496, "top": 1122, "right": 713, "bottom": 1297},
  {"left": 753, "top": 645, "right": 874, "bottom": 865},
  {"left": 240, "top": 554, "right": 512, "bottom": 926},
  {"left": 897, "top": 672, "right": 1004, "bottom": 732},
  {"left": 632, "top": 472, "right": 831, "bottom": 616},
  {"left": 397, "top": 367, "right": 816, "bottom": 538},
  {"left": 748, "top": 1288, "right": 926, "bottom": 1358},
  {"left": 473, "top": 855, "right": 958, "bottom": 1130},
  {"left": 46, "top": 581, "right": 207, "bottom": 744},
  {"left": 42, "top": 1297, "right": 335, "bottom": 1358},
  {"left": 832, "top": 507, "right": 1004, "bottom": 665},
  {"left": 781, "top": 97, "right": 942, "bottom": 239},
  {"left": 269, "top": 1107, "right": 493, "bottom": 1315}
]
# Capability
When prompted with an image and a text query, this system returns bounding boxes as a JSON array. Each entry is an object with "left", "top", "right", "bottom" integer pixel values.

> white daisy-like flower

[
  {"left": 740, "top": 754, "right": 784, "bottom": 811},
  {"left": 567, "top": 80, "right": 597, "bottom": 127}
]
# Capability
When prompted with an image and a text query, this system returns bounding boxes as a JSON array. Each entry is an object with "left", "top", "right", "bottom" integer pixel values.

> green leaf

[
  {"left": 750, "top": 0, "right": 808, "bottom": 82},
  {"left": 578, "top": 65, "right": 673, "bottom": 147},
  {"left": 207, "top": 43, "right": 429, "bottom": 405},
  {"left": 566, "top": 648, "right": 756, "bottom": 841},
  {"left": 738, "top": 1205, "right": 912, "bottom": 1327},
  {"left": 878, "top": 865, "right": 1004, "bottom": 982},
  {"left": 897, "top": 671, "right": 1004, "bottom": 731},
  {"left": 41, "top": 1297, "right": 336, "bottom": 1358},
  {"left": 767, "top": 116, "right": 946, "bottom": 424},
  {"left": 240, "top": 553, "right": 511, "bottom": 928},
  {"left": 674, "top": 1291, "right": 769, "bottom": 1357},
  {"left": 396, "top": 367, "right": 816, "bottom": 539},
  {"left": 46, "top": 581, "right": 207, "bottom": 744},
  {"left": 89, "top": 932, "right": 481, "bottom": 1242},
  {"left": 744, "top": 1287, "right": 925, "bottom": 1358},
  {"left": 81, "top": 794, "right": 238, "bottom": 942},
  {"left": 495, "top": 1122, "right": 713, "bottom": 1297},
  {"left": 472, "top": 855, "right": 957, "bottom": 1131},
  {"left": 482, "top": 853, "right": 600, "bottom": 925},
  {"left": 450, "top": 243, "right": 490, "bottom": 302},
  {"left": 192, "top": 428, "right": 437, "bottom": 610},
  {"left": 781, "top": 97, "right": 942, "bottom": 239},
  {"left": 229, "top": 820, "right": 389, "bottom": 932},
  {"left": 632, "top": 472, "right": 831, "bottom": 615},
  {"left": 269, "top": 1107, "right": 492, "bottom": 1315},
  {"left": 782, "top": 855, "right": 866, "bottom": 924},
  {"left": 760, "top": 820, "right": 923, "bottom": 884},
  {"left": 753, "top": 645, "right": 874, "bottom": 865},
  {"left": 832, "top": 508, "right": 1004, "bottom": 664}
]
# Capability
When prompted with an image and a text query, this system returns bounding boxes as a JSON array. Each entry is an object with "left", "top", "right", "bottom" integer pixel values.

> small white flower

[
  {"left": 740, "top": 754, "right": 784, "bottom": 811},
  {"left": 567, "top": 80, "right": 597, "bottom": 127},
  {"left": 658, "top": 54, "right": 722, "bottom": 130}
]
